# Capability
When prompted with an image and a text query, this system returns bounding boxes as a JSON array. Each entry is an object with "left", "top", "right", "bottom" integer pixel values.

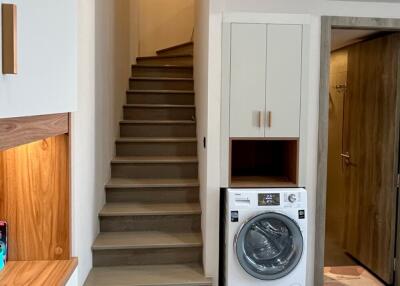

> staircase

[{"left": 85, "top": 42, "right": 211, "bottom": 286}]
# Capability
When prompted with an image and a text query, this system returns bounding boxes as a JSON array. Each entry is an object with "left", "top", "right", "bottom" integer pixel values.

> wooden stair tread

[
  {"left": 120, "top": 120, "right": 195, "bottom": 125},
  {"left": 93, "top": 231, "right": 202, "bottom": 250},
  {"left": 124, "top": 104, "right": 195, "bottom": 108},
  {"left": 127, "top": 90, "right": 195, "bottom": 94},
  {"left": 156, "top": 41, "right": 193, "bottom": 54},
  {"left": 106, "top": 178, "right": 199, "bottom": 188},
  {"left": 84, "top": 263, "right": 211, "bottom": 286},
  {"left": 117, "top": 137, "right": 197, "bottom": 143},
  {"left": 137, "top": 54, "right": 192, "bottom": 60},
  {"left": 0, "top": 259, "right": 78, "bottom": 286},
  {"left": 130, "top": 77, "right": 194, "bottom": 81},
  {"left": 99, "top": 202, "right": 201, "bottom": 216},
  {"left": 133, "top": 64, "right": 193, "bottom": 68},
  {"left": 112, "top": 156, "right": 198, "bottom": 164}
]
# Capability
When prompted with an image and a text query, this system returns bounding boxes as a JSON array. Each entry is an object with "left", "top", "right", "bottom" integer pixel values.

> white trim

[{"left": 223, "top": 13, "right": 314, "bottom": 25}]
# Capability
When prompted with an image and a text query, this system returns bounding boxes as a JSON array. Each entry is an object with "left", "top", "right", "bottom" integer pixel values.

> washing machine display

[{"left": 235, "top": 212, "right": 303, "bottom": 280}]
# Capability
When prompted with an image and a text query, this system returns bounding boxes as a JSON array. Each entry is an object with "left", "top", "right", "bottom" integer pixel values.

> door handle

[
  {"left": 258, "top": 111, "right": 264, "bottom": 128},
  {"left": 267, "top": 111, "right": 272, "bottom": 128},
  {"left": 340, "top": 153, "right": 351, "bottom": 159},
  {"left": 340, "top": 152, "right": 351, "bottom": 166}
]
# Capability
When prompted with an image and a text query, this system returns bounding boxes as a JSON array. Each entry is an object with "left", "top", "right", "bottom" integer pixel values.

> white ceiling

[{"left": 331, "top": 29, "right": 380, "bottom": 51}]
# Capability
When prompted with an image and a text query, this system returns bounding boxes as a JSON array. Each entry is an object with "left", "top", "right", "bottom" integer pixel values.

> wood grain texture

[
  {"left": 230, "top": 139, "right": 298, "bottom": 187},
  {"left": 0, "top": 258, "right": 77, "bottom": 286},
  {"left": 342, "top": 33, "right": 400, "bottom": 284},
  {"left": 1, "top": 4, "right": 17, "bottom": 74},
  {"left": 0, "top": 134, "right": 70, "bottom": 261},
  {"left": 0, "top": 113, "right": 69, "bottom": 151},
  {"left": 325, "top": 49, "right": 348, "bottom": 266},
  {"left": 316, "top": 16, "right": 400, "bottom": 286},
  {"left": 315, "top": 15, "right": 333, "bottom": 286}
]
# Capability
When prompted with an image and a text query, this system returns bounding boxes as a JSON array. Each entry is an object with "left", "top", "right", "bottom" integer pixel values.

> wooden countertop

[{"left": 0, "top": 258, "right": 78, "bottom": 286}]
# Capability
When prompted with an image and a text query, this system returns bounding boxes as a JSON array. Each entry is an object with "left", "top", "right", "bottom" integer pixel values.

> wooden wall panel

[
  {"left": 0, "top": 113, "right": 69, "bottom": 151},
  {"left": 342, "top": 33, "right": 400, "bottom": 284},
  {"left": 0, "top": 134, "right": 70, "bottom": 261},
  {"left": 2, "top": 4, "right": 17, "bottom": 74}
]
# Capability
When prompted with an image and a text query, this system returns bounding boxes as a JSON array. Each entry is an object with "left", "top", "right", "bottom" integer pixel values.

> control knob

[{"left": 288, "top": 194, "right": 297, "bottom": 203}]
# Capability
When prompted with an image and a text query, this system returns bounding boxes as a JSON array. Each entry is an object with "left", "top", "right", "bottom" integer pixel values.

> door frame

[{"left": 315, "top": 16, "right": 400, "bottom": 286}]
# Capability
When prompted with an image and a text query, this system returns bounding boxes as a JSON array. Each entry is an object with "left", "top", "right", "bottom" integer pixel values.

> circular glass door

[{"left": 234, "top": 212, "right": 303, "bottom": 280}]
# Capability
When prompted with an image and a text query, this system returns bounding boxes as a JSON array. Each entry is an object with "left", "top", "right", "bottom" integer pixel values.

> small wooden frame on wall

[{"left": 2, "top": 3, "right": 17, "bottom": 74}]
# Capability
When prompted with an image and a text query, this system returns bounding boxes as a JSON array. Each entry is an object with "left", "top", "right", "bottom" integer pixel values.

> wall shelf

[
  {"left": 230, "top": 139, "right": 299, "bottom": 188},
  {"left": 0, "top": 113, "right": 74, "bottom": 285}
]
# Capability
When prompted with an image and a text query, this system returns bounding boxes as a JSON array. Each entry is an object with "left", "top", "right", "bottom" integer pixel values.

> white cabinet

[
  {"left": 230, "top": 24, "right": 266, "bottom": 137},
  {"left": 228, "top": 23, "right": 303, "bottom": 138}
]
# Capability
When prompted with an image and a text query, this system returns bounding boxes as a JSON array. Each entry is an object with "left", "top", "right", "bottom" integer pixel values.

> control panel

[{"left": 258, "top": 193, "right": 280, "bottom": 206}]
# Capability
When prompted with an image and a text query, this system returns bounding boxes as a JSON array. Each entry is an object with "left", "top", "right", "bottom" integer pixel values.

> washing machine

[{"left": 224, "top": 188, "right": 307, "bottom": 286}]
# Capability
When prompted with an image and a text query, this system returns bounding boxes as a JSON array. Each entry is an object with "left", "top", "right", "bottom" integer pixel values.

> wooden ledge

[
  {"left": 0, "top": 258, "right": 78, "bottom": 286},
  {"left": 0, "top": 113, "right": 69, "bottom": 151}
]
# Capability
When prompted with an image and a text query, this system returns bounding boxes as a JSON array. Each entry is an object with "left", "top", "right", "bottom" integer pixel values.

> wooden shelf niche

[
  {"left": 230, "top": 139, "right": 299, "bottom": 188},
  {"left": 0, "top": 113, "right": 76, "bottom": 285}
]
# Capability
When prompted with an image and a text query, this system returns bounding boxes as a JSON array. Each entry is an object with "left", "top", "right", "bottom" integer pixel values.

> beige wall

[
  {"left": 326, "top": 49, "right": 348, "bottom": 239},
  {"left": 72, "top": 0, "right": 131, "bottom": 284},
  {"left": 131, "top": 0, "right": 195, "bottom": 57}
]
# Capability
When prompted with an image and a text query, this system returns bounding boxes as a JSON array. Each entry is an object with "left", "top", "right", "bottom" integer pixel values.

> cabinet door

[
  {"left": 265, "top": 25, "right": 302, "bottom": 137},
  {"left": 230, "top": 24, "right": 267, "bottom": 137}
]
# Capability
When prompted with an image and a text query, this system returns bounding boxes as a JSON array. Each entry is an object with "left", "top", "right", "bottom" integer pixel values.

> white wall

[
  {"left": 72, "top": 0, "right": 131, "bottom": 285},
  {"left": 131, "top": 0, "right": 194, "bottom": 57},
  {"left": 194, "top": 0, "right": 211, "bottom": 279},
  {"left": 200, "top": 1, "right": 400, "bottom": 286},
  {"left": 0, "top": 0, "right": 77, "bottom": 118}
]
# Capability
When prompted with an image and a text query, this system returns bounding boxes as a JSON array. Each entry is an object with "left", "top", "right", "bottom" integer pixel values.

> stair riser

[
  {"left": 124, "top": 107, "right": 195, "bottom": 120},
  {"left": 106, "top": 188, "right": 199, "bottom": 203},
  {"left": 129, "top": 79, "right": 194, "bottom": 91},
  {"left": 100, "top": 214, "right": 201, "bottom": 232},
  {"left": 137, "top": 56, "right": 192, "bottom": 65},
  {"left": 93, "top": 247, "right": 202, "bottom": 267},
  {"left": 127, "top": 93, "right": 194, "bottom": 105},
  {"left": 132, "top": 66, "right": 193, "bottom": 78},
  {"left": 111, "top": 163, "right": 198, "bottom": 179},
  {"left": 120, "top": 123, "right": 196, "bottom": 137},
  {"left": 157, "top": 45, "right": 193, "bottom": 56},
  {"left": 116, "top": 142, "right": 197, "bottom": 156}
]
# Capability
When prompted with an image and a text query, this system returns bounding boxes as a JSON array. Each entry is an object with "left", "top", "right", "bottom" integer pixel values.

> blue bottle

[{"left": 0, "top": 241, "right": 5, "bottom": 271}]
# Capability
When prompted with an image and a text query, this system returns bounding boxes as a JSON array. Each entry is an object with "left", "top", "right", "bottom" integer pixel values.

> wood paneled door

[{"left": 342, "top": 33, "right": 400, "bottom": 285}]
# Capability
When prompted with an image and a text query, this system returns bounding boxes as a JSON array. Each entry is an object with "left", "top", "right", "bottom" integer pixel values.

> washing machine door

[{"left": 234, "top": 212, "right": 303, "bottom": 280}]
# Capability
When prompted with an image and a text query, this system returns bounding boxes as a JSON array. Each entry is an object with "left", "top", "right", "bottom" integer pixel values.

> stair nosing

[
  {"left": 86, "top": 264, "right": 212, "bottom": 286},
  {"left": 137, "top": 54, "right": 193, "bottom": 60},
  {"left": 99, "top": 203, "right": 201, "bottom": 217},
  {"left": 92, "top": 231, "right": 202, "bottom": 251},
  {"left": 127, "top": 90, "right": 195, "bottom": 94},
  {"left": 124, "top": 104, "right": 195, "bottom": 108},
  {"left": 116, "top": 137, "right": 197, "bottom": 143},
  {"left": 105, "top": 179, "right": 199, "bottom": 189},
  {"left": 111, "top": 156, "right": 198, "bottom": 164},
  {"left": 130, "top": 77, "right": 194, "bottom": 81},
  {"left": 132, "top": 64, "right": 193, "bottom": 69},
  {"left": 120, "top": 120, "right": 195, "bottom": 125}
]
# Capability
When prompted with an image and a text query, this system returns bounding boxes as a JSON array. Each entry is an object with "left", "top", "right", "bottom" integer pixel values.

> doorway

[{"left": 316, "top": 16, "right": 400, "bottom": 286}]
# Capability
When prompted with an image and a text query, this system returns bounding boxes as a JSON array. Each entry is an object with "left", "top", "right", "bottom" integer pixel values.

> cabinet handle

[
  {"left": 258, "top": 111, "right": 264, "bottom": 128},
  {"left": 268, "top": 111, "right": 272, "bottom": 128}
]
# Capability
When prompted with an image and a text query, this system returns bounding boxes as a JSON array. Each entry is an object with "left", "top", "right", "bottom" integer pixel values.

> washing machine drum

[{"left": 235, "top": 212, "right": 303, "bottom": 280}]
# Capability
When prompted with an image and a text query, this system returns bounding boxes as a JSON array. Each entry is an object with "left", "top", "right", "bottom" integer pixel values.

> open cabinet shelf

[
  {"left": 0, "top": 114, "right": 76, "bottom": 285},
  {"left": 230, "top": 139, "right": 299, "bottom": 188}
]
